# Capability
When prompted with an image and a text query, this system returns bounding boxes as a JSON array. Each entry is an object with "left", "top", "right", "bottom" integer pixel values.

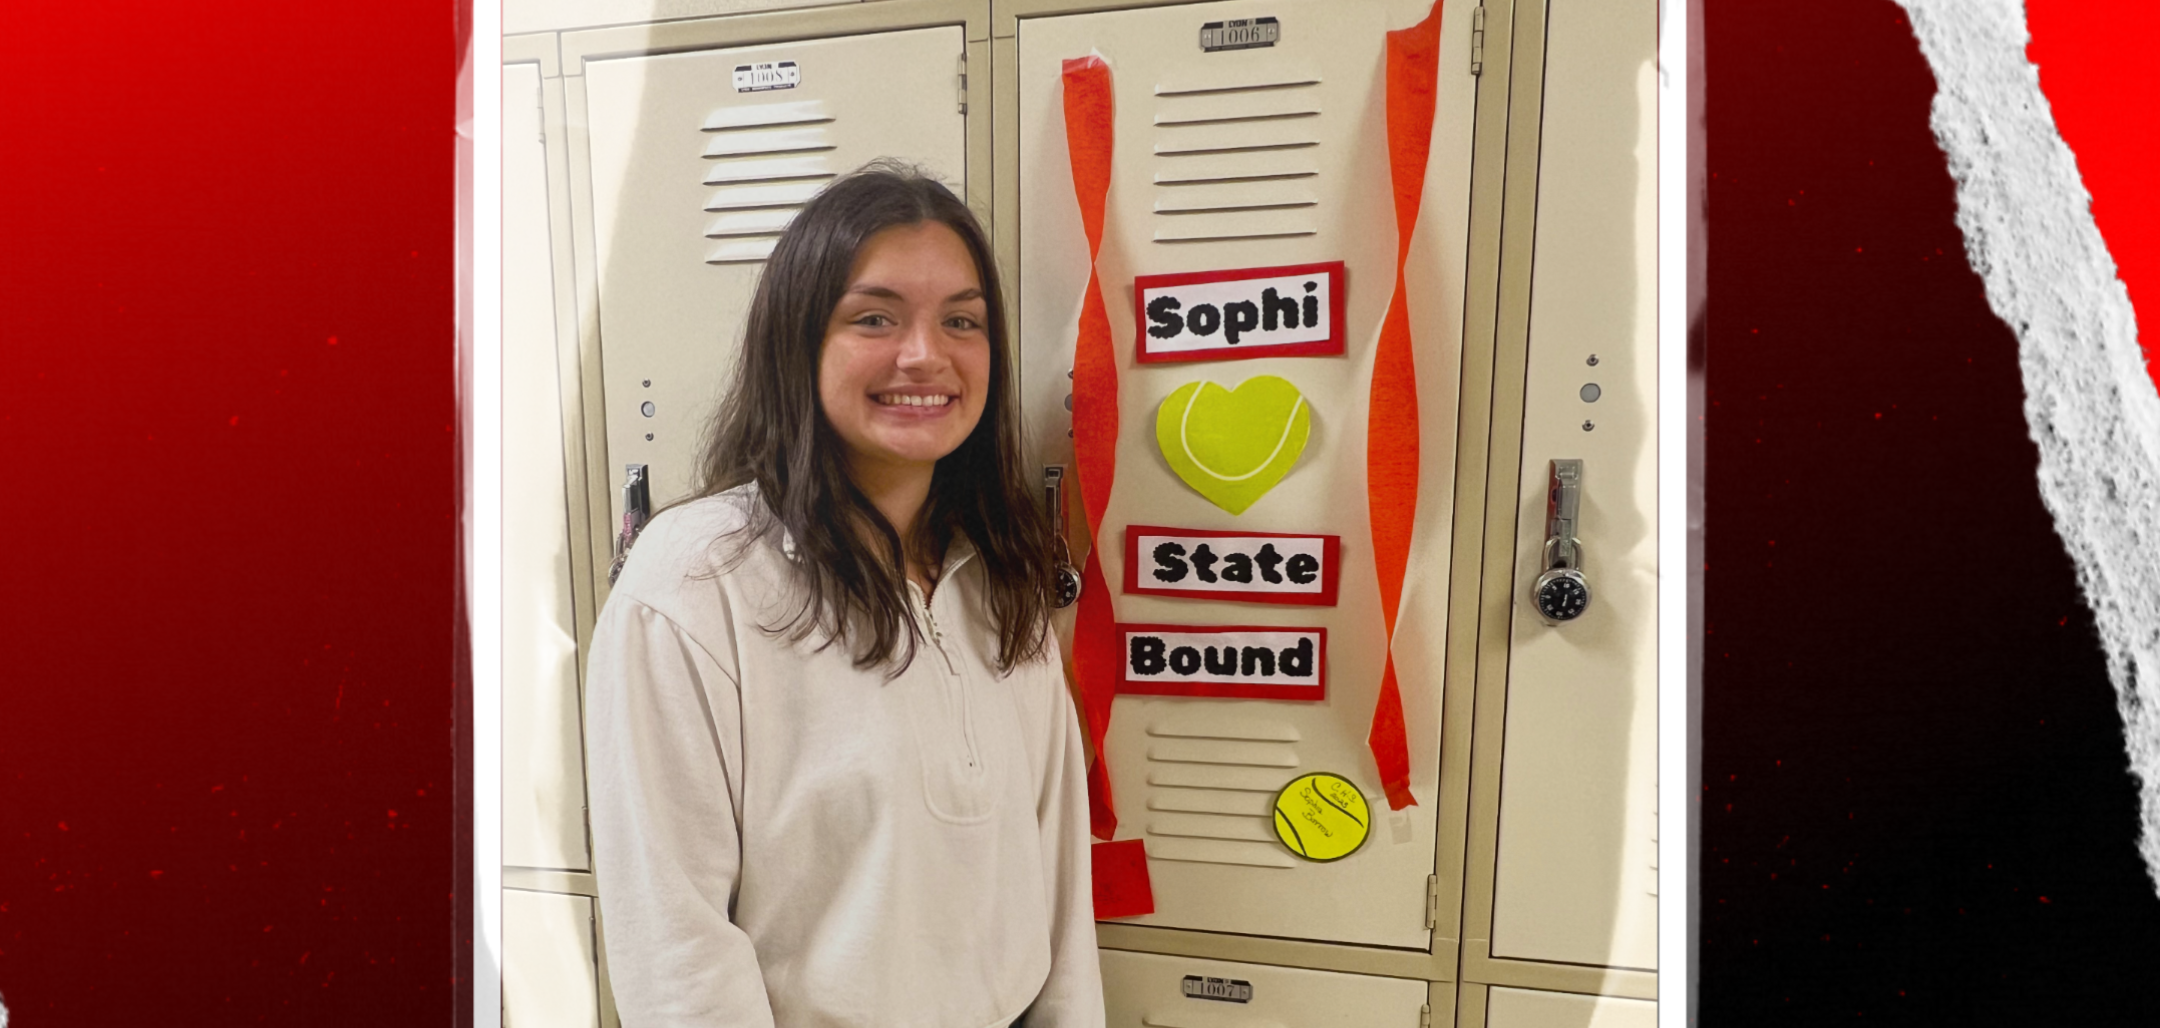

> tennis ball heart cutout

[{"left": 1155, "top": 375, "right": 1312, "bottom": 515}]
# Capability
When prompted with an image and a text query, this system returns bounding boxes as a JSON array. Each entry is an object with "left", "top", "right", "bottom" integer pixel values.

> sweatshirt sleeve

[
  {"left": 586, "top": 596, "right": 776, "bottom": 1028},
  {"left": 1019, "top": 640, "right": 1107, "bottom": 1027}
]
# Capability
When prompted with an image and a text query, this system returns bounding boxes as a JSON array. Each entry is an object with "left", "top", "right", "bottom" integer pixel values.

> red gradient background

[
  {"left": 1, "top": 0, "right": 464, "bottom": 1023},
  {"left": 1701, "top": 1, "right": 2160, "bottom": 1023}
]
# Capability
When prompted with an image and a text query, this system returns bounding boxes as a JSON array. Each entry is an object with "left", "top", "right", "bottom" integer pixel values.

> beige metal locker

[
  {"left": 1010, "top": 0, "right": 1480, "bottom": 951},
  {"left": 576, "top": 22, "right": 971, "bottom": 529},
  {"left": 1102, "top": 949, "right": 1433, "bottom": 1028},
  {"left": 503, "top": 890, "right": 604, "bottom": 1028},
  {"left": 504, "top": 58, "right": 595, "bottom": 877},
  {"left": 1466, "top": 0, "right": 1658, "bottom": 977}
]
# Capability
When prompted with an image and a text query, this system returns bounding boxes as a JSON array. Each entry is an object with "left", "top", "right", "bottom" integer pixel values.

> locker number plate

[
  {"left": 1182, "top": 975, "right": 1254, "bottom": 1003},
  {"left": 732, "top": 61, "right": 800, "bottom": 92},
  {"left": 1199, "top": 17, "right": 1280, "bottom": 52}
]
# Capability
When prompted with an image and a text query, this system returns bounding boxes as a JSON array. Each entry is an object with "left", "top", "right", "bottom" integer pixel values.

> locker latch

[
  {"left": 1470, "top": 5, "right": 1487, "bottom": 76},
  {"left": 607, "top": 463, "right": 652, "bottom": 586},
  {"left": 957, "top": 53, "right": 969, "bottom": 114},
  {"left": 1532, "top": 459, "right": 1591, "bottom": 624},
  {"left": 1420, "top": 1003, "right": 1434, "bottom": 1028},
  {"left": 1425, "top": 873, "right": 1440, "bottom": 929}
]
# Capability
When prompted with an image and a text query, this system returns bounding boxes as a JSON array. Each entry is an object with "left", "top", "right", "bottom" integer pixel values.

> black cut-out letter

[
  {"left": 1279, "top": 636, "right": 1315, "bottom": 678},
  {"left": 1146, "top": 295, "right": 1185, "bottom": 339},
  {"left": 1190, "top": 544, "right": 1220, "bottom": 583},
  {"left": 1152, "top": 541, "right": 1190, "bottom": 582},
  {"left": 1221, "top": 552, "right": 1254, "bottom": 583},
  {"left": 1187, "top": 303, "right": 1221, "bottom": 337},
  {"left": 1254, "top": 544, "right": 1285, "bottom": 583},
  {"left": 1223, "top": 301, "right": 1259, "bottom": 345},
  {"left": 1285, "top": 553, "right": 1320, "bottom": 584},
  {"left": 1240, "top": 646, "right": 1276, "bottom": 677},
  {"left": 1261, "top": 287, "right": 1299, "bottom": 330},
  {"left": 1130, "top": 635, "right": 1167, "bottom": 675}
]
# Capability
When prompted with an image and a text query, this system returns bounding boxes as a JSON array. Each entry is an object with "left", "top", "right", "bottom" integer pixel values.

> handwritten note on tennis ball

[
  {"left": 1155, "top": 375, "right": 1312, "bottom": 515},
  {"left": 1272, "top": 772, "right": 1370, "bottom": 862}
]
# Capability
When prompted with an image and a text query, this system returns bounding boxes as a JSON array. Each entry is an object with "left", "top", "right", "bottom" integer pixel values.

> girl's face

[{"left": 817, "top": 221, "right": 993, "bottom": 483}]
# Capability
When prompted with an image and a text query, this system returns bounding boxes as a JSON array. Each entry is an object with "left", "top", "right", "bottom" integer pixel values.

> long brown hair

[{"left": 690, "top": 161, "right": 1055, "bottom": 673}]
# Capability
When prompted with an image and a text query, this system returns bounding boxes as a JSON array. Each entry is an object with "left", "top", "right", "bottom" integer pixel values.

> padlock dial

[{"left": 1534, "top": 570, "right": 1590, "bottom": 622}]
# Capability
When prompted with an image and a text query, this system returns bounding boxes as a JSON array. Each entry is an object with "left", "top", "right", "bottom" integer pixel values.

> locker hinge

[
  {"left": 1425, "top": 873, "right": 1440, "bottom": 929},
  {"left": 1420, "top": 1003, "right": 1434, "bottom": 1028},
  {"left": 957, "top": 53, "right": 969, "bottom": 114},
  {"left": 1469, "top": 5, "right": 1487, "bottom": 76}
]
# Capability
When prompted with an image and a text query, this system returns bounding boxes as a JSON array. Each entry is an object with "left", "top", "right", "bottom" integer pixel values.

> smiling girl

[{"left": 584, "top": 164, "right": 1101, "bottom": 1027}]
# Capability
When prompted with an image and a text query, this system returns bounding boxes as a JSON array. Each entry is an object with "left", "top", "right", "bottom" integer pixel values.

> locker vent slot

[
  {"left": 700, "top": 179, "right": 830, "bottom": 208},
  {"left": 1146, "top": 740, "right": 1298, "bottom": 768},
  {"left": 1147, "top": 812, "right": 1275, "bottom": 843},
  {"left": 703, "top": 156, "right": 836, "bottom": 187},
  {"left": 701, "top": 99, "right": 833, "bottom": 132},
  {"left": 706, "top": 238, "right": 781, "bottom": 264},
  {"left": 1147, "top": 766, "right": 1288, "bottom": 793},
  {"left": 1155, "top": 74, "right": 1321, "bottom": 97},
  {"left": 705, "top": 209, "right": 799, "bottom": 238},
  {"left": 1144, "top": 837, "right": 1297, "bottom": 869},
  {"left": 1145, "top": 721, "right": 1300, "bottom": 742},
  {"left": 1143, "top": 1015, "right": 1290, "bottom": 1028},
  {"left": 1146, "top": 788, "right": 1273, "bottom": 817},
  {"left": 702, "top": 127, "right": 837, "bottom": 159},
  {"left": 1154, "top": 108, "right": 1320, "bottom": 128}
]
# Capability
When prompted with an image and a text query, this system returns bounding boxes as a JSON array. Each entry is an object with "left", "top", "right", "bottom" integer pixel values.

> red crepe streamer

[
  {"left": 1062, "top": 55, "right": 1123, "bottom": 840},
  {"left": 1368, "top": 4, "right": 1443, "bottom": 811},
  {"left": 1090, "top": 838, "right": 1155, "bottom": 919}
]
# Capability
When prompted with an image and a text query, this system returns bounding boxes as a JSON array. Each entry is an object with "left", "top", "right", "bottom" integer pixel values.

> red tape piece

[
  {"left": 1063, "top": 55, "right": 1123, "bottom": 839},
  {"left": 1368, "top": 4, "right": 1443, "bottom": 811},
  {"left": 1090, "top": 838, "right": 1154, "bottom": 919}
]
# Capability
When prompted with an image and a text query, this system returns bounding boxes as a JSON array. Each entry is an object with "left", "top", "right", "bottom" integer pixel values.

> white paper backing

[{"left": 1897, "top": 0, "right": 2160, "bottom": 890}]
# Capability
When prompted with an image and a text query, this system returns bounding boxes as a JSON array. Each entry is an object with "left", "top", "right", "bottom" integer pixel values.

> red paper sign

[
  {"left": 1122, "top": 525, "right": 1342, "bottom": 606},
  {"left": 1115, "top": 625, "right": 1327, "bottom": 701},
  {"left": 1090, "top": 838, "right": 1154, "bottom": 919},
  {"left": 1132, "top": 261, "right": 1346, "bottom": 364}
]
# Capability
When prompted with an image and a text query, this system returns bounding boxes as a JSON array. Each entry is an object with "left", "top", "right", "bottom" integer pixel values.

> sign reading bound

[
  {"left": 1199, "top": 17, "right": 1281, "bottom": 52},
  {"left": 1124, "top": 525, "right": 1341, "bottom": 606},
  {"left": 1134, "top": 261, "right": 1345, "bottom": 364},
  {"left": 1119, "top": 625, "right": 1326, "bottom": 700},
  {"left": 732, "top": 61, "right": 800, "bottom": 92}
]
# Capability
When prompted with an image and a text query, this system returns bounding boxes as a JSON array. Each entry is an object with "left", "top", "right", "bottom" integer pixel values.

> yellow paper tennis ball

[{"left": 1272, "top": 772, "right": 1371, "bottom": 862}]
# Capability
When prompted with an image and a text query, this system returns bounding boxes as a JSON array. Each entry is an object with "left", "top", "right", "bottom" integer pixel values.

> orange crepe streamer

[
  {"left": 1062, "top": 55, "right": 1122, "bottom": 839},
  {"left": 1368, "top": 3, "right": 1443, "bottom": 811}
]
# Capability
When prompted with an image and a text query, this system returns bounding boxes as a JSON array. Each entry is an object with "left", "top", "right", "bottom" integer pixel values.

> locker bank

[{"left": 499, "top": 0, "right": 1656, "bottom": 1025}]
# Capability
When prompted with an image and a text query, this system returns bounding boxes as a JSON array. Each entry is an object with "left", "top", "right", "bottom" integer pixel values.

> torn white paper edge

[{"left": 1898, "top": 0, "right": 2160, "bottom": 891}]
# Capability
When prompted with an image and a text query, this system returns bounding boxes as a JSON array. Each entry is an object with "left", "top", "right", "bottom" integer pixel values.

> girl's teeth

[{"left": 881, "top": 394, "right": 949, "bottom": 407}]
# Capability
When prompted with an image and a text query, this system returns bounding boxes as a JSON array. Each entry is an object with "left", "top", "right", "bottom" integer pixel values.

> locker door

[
  {"left": 1483, "top": 987, "right": 1653, "bottom": 1028},
  {"left": 504, "top": 60, "right": 591, "bottom": 874},
  {"left": 1487, "top": 0, "right": 1657, "bottom": 972},
  {"left": 1017, "top": 0, "right": 1478, "bottom": 949},
  {"left": 504, "top": 890, "right": 603, "bottom": 1028},
  {"left": 581, "top": 26, "right": 969, "bottom": 525},
  {"left": 1102, "top": 950, "right": 1429, "bottom": 1028}
]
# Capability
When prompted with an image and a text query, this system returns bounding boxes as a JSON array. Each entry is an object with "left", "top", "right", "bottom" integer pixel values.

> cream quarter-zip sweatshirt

[{"left": 585, "top": 490, "right": 1103, "bottom": 1028}]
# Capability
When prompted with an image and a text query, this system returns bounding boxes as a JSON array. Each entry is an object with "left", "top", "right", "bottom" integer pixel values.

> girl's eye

[
  {"left": 852, "top": 313, "right": 894, "bottom": 328},
  {"left": 945, "top": 315, "right": 982, "bottom": 331}
]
